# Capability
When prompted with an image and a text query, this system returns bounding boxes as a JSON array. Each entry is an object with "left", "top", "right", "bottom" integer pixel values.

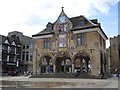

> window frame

[
  {"left": 77, "top": 33, "right": 85, "bottom": 46},
  {"left": 43, "top": 38, "right": 50, "bottom": 49}
]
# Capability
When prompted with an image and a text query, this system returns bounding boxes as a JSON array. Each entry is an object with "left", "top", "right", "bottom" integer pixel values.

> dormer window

[
  {"left": 47, "top": 26, "right": 52, "bottom": 31},
  {"left": 78, "top": 20, "right": 85, "bottom": 26},
  {"left": 46, "top": 22, "right": 53, "bottom": 31}
]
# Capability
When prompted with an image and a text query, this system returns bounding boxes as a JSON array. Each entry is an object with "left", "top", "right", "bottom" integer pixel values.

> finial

[{"left": 62, "top": 7, "right": 64, "bottom": 11}]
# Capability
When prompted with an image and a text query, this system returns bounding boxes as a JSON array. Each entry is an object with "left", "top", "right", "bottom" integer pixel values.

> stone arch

[
  {"left": 55, "top": 52, "right": 73, "bottom": 73},
  {"left": 39, "top": 53, "right": 54, "bottom": 63},
  {"left": 73, "top": 51, "right": 90, "bottom": 61},
  {"left": 73, "top": 51, "right": 91, "bottom": 73},
  {"left": 39, "top": 53, "right": 54, "bottom": 74},
  {"left": 54, "top": 52, "right": 73, "bottom": 62}
]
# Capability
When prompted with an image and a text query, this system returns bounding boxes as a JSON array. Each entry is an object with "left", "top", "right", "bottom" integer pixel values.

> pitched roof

[
  {"left": 32, "top": 10, "right": 107, "bottom": 40},
  {"left": 0, "top": 35, "right": 6, "bottom": 44},
  {"left": 32, "top": 15, "right": 98, "bottom": 37},
  {"left": 7, "top": 36, "right": 21, "bottom": 45},
  {"left": 32, "top": 28, "right": 54, "bottom": 37}
]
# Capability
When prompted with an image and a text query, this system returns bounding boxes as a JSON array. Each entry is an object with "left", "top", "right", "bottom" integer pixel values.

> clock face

[{"left": 59, "top": 16, "right": 66, "bottom": 24}]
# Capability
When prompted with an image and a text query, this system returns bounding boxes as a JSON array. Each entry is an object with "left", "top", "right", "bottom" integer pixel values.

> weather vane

[{"left": 62, "top": 7, "right": 64, "bottom": 11}]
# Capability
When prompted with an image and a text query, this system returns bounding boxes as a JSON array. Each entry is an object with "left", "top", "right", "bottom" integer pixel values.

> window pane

[
  {"left": 47, "top": 26, "right": 52, "bottom": 31},
  {"left": 44, "top": 38, "right": 50, "bottom": 48},
  {"left": 78, "top": 38, "right": 81, "bottom": 45},
  {"left": 22, "top": 52, "right": 25, "bottom": 61},
  {"left": 26, "top": 44, "right": 29, "bottom": 49},
  {"left": 23, "top": 45, "right": 25, "bottom": 49},
  {"left": 77, "top": 33, "right": 85, "bottom": 45},
  {"left": 26, "top": 52, "right": 29, "bottom": 61},
  {"left": 30, "top": 52, "right": 33, "bottom": 61}
]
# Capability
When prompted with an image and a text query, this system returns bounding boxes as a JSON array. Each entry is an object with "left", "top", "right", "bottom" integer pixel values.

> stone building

[
  {"left": 110, "top": 35, "right": 120, "bottom": 73},
  {"left": 32, "top": 8, "right": 109, "bottom": 77}
]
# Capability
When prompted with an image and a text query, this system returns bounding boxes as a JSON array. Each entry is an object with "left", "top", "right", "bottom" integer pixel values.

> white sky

[{"left": 0, "top": 0, "right": 119, "bottom": 48}]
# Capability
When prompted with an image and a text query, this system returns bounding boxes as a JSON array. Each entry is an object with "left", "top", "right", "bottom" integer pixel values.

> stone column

[
  {"left": 85, "top": 62, "right": 88, "bottom": 73},
  {"left": 46, "top": 66, "right": 49, "bottom": 74},
  {"left": 80, "top": 59, "right": 83, "bottom": 73},
  {"left": 90, "top": 50, "right": 101, "bottom": 76},
  {"left": 64, "top": 60, "right": 66, "bottom": 73},
  {"left": 59, "top": 61, "right": 62, "bottom": 72},
  {"left": 39, "top": 64, "right": 41, "bottom": 74},
  {"left": 36, "top": 56, "right": 41, "bottom": 75},
  {"left": 72, "top": 64, "right": 75, "bottom": 74},
  {"left": 36, "top": 61, "right": 40, "bottom": 75},
  {"left": 86, "top": 62, "right": 89, "bottom": 73},
  {"left": 33, "top": 49, "right": 37, "bottom": 76},
  {"left": 53, "top": 64, "right": 56, "bottom": 74}
]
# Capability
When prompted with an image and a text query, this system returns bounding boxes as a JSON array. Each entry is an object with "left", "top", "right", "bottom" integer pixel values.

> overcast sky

[{"left": 0, "top": 0, "right": 119, "bottom": 47}]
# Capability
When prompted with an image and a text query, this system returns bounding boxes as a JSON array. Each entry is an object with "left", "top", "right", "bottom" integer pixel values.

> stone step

[{"left": 31, "top": 73, "right": 102, "bottom": 79}]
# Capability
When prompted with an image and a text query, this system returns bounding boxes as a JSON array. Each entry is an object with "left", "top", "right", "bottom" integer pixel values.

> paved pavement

[{"left": 0, "top": 75, "right": 119, "bottom": 88}]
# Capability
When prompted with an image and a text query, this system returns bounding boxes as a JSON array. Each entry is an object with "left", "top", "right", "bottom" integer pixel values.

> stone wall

[{"left": 33, "top": 30, "right": 108, "bottom": 76}]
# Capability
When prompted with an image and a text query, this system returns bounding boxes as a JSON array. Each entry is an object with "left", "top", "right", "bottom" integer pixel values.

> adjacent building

[
  {"left": 32, "top": 8, "right": 109, "bottom": 77},
  {"left": 110, "top": 35, "right": 120, "bottom": 73},
  {"left": 8, "top": 31, "right": 35, "bottom": 73},
  {"left": 0, "top": 31, "right": 35, "bottom": 75},
  {"left": 0, "top": 34, "right": 21, "bottom": 74}
]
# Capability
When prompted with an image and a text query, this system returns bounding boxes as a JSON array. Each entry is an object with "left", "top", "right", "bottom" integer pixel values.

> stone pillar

[
  {"left": 33, "top": 49, "right": 37, "bottom": 76},
  {"left": 69, "top": 67, "right": 71, "bottom": 73},
  {"left": 53, "top": 64, "right": 56, "bottom": 74},
  {"left": 90, "top": 50, "right": 101, "bottom": 76},
  {"left": 72, "top": 64, "right": 75, "bottom": 74},
  {"left": 36, "top": 56, "right": 41, "bottom": 75},
  {"left": 35, "top": 55, "right": 41, "bottom": 75},
  {"left": 86, "top": 62, "right": 89, "bottom": 73},
  {"left": 59, "top": 61, "right": 62, "bottom": 72},
  {"left": 46, "top": 65, "right": 49, "bottom": 74},
  {"left": 85, "top": 62, "right": 88, "bottom": 73},
  {"left": 80, "top": 59, "right": 83, "bottom": 73},
  {"left": 64, "top": 60, "right": 66, "bottom": 73},
  {"left": 39, "top": 64, "right": 41, "bottom": 74}
]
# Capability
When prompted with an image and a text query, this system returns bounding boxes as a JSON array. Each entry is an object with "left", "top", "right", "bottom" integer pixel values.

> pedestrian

[
  {"left": 8, "top": 71, "right": 10, "bottom": 76},
  {"left": 100, "top": 73, "right": 104, "bottom": 79},
  {"left": 115, "top": 69, "right": 119, "bottom": 78}
]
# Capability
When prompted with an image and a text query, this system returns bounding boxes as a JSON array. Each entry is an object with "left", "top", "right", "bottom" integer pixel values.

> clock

[{"left": 59, "top": 16, "right": 66, "bottom": 24}]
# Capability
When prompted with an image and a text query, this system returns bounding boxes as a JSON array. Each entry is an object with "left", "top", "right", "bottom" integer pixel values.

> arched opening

[
  {"left": 55, "top": 56, "right": 72, "bottom": 73},
  {"left": 74, "top": 53, "right": 91, "bottom": 74},
  {"left": 40, "top": 55, "right": 54, "bottom": 74}
]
